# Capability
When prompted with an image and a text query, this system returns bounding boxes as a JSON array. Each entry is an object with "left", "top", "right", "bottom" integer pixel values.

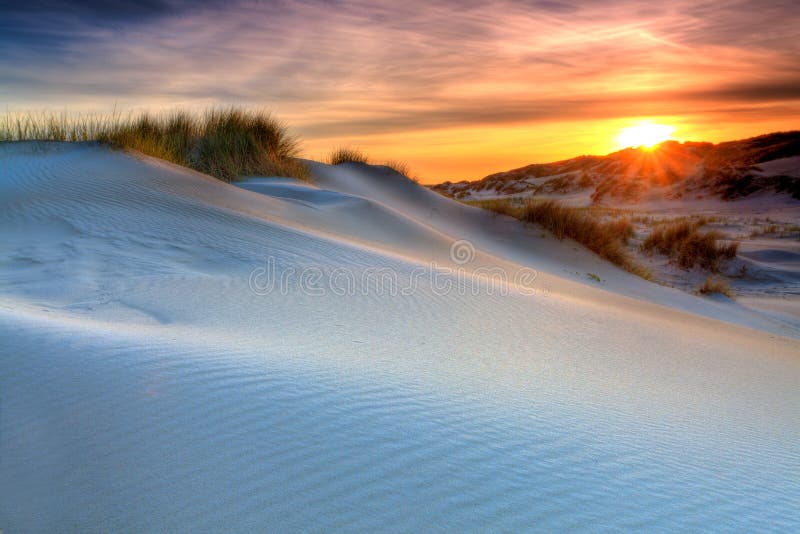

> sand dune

[
  {"left": 311, "top": 161, "right": 800, "bottom": 334},
  {"left": 1, "top": 143, "right": 799, "bottom": 531}
]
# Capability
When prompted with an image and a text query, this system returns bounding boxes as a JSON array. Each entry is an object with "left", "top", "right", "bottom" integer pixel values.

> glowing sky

[{"left": 2, "top": 1, "right": 799, "bottom": 182}]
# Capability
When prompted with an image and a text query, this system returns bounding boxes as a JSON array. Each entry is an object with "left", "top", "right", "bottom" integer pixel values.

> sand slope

[
  {"left": 1, "top": 143, "right": 799, "bottom": 531},
  {"left": 311, "top": 161, "right": 800, "bottom": 335}
]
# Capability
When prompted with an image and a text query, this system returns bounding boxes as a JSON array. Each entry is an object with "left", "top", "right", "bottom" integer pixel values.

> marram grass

[
  {"left": 1, "top": 108, "right": 309, "bottom": 182},
  {"left": 473, "top": 198, "right": 651, "bottom": 279},
  {"left": 642, "top": 220, "right": 738, "bottom": 272},
  {"left": 328, "top": 147, "right": 420, "bottom": 182},
  {"left": 328, "top": 146, "right": 369, "bottom": 165}
]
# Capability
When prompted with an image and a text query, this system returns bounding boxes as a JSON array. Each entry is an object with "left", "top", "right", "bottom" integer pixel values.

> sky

[{"left": 2, "top": 0, "right": 799, "bottom": 183}]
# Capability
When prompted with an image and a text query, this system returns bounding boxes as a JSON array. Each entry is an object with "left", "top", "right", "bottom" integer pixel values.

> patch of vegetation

[
  {"left": 328, "top": 147, "right": 369, "bottom": 165},
  {"left": 696, "top": 276, "right": 734, "bottom": 298},
  {"left": 716, "top": 172, "right": 760, "bottom": 199},
  {"left": 591, "top": 175, "right": 645, "bottom": 202},
  {"left": 750, "top": 222, "right": 800, "bottom": 238},
  {"left": 578, "top": 171, "right": 593, "bottom": 188},
  {"left": 1, "top": 111, "right": 115, "bottom": 142},
  {"left": 631, "top": 214, "right": 654, "bottom": 224},
  {"left": 384, "top": 159, "right": 420, "bottom": 183},
  {"left": 326, "top": 149, "right": 421, "bottom": 182},
  {"left": 587, "top": 272, "right": 602, "bottom": 282},
  {"left": 539, "top": 174, "right": 577, "bottom": 194},
  {"left": 468, "top": 198, "right": 524, "bottom": 218},
  {"left": 474, "top": 199, "right": 650, "bottom": 279},
  {"left": 642, "top": 220, "right": 739, "bottom": 272},
  {"left": 750, "top": 223, "right": 781, "bottom": 237},
  {"left": 707, "top": 170, "right": 800, "bottom": 200},
  {"left": 605, "top": 217, "right": 635, "bottom": 245},
  {"left": 774, "top": 175, "right": 800, "bottom": 200},
  {"left": 1, "top": 108, "right": 309, "bottom": 182}
]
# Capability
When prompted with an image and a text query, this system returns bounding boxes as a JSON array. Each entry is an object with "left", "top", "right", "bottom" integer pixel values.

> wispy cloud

[{"left": 2, "top": 0, "right": 799, "bottom": 178}]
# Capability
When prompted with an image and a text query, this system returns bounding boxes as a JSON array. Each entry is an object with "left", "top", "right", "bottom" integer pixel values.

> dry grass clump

[
  {"left": 328, "top": 147, "right": 369, "bottom": 165},
  {"left": 696, "top": 276, "right": 734, "bottom": 298},
  {"left": 1, "top": 108, "right": 309, "bottom": 182},
  {"left": 384, "top": 159, "right": 409, "bottom": 176},
  {"left": 606, "top": 217, "right": 635, "bottom": 245},
  {"left": 469, "top": 198, "right": 524, "bottom": 218},
  {"left": 327, "top": 149, "right": 421, "bottom": 182},
  {"left": 521, "top": 201, "right": 648, "bottom": 277},
  {"left": 1, "top": 111, "right": 116, "bottom": 142},
  {"left": 642, "top": 220, "right": 738, "bottom": 271},
  {"left": 476, "top": 199, "right": 650, "bottom": 278},
  {"left": 103, "top": 109, "right": 307, "bottom": 182},
  {"left": 643, "top": 220, "right": 696, "bottom": 251},
  {"left": 384, "top": 159, "right": 421, "bottom": 183},
  {"left": 98, "top": 112, "right": 193, "bottom": 165},
  {"left": 750, "top": 223, "right": 781, "bottom": 237}
]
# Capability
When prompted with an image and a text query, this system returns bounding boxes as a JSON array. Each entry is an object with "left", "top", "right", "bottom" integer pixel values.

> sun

[{"left": 616, "top": 122, "right": 675, "bottom": 150}]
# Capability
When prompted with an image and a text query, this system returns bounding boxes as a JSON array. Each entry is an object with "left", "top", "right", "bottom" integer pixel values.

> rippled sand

[{"left": 2, "top": 143, "right": 799, "bottom": 531}]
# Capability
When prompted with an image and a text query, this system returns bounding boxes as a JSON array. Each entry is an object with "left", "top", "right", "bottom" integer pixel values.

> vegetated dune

[
  {"left": 1, "top": 142, "right": 799, "bottom": 531},
  {"left": 433, "top": 131, "right": 800, "bottom": 203}
]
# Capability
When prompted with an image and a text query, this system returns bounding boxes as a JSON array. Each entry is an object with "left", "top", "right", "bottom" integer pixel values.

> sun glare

[{"left": 616, "top": 122, "right": 675, "bottom": 150}]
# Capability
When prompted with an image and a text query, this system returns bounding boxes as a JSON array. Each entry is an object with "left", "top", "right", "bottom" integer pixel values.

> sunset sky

[{"left": 2, "top": 0, "right": 799, "bottom": 182}]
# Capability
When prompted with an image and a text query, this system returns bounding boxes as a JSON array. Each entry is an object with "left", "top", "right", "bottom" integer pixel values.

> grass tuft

[
  {"left": 642, "top": 220, "right": 738, "bottom": 272},
  {"left": 606, "top": 217, "right": 635, "bottom": 245},
  {"left": 384, "top": 159, "right": 420, "bottom": 182},
  {"left": 520, "top": 200, "right": 649, "bottom": 278},
  {"left": 384, "top": 159, "right": 409, "bottom": 176},
  {"left": 1, "top": 108, "right": 309, "bottom": 182},
  {"left": 696, "top": 276, "right": 734, "bottom": 298},
  {"left": 326, "top": 149, "right": 421, "bottom": 182},
  {"left": 328, "top": 147, "right": 369, "bottom": 165},
  {"left": 475, "top": 199, "right": 650, "bottom": 278}
]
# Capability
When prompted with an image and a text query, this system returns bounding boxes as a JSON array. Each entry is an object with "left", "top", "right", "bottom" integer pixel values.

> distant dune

[{"left": 432, "top": 131, "right": 800, "bottom": 203}]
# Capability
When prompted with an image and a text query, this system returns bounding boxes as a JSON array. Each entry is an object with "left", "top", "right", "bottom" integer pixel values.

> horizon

[{"left": 3, "top": 0, "right": 800, "bottom": 183}]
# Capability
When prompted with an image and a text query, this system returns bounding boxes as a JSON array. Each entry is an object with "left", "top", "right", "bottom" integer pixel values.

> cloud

[{"left": 1, "top": 0, "right": 799, "bottom": 142}]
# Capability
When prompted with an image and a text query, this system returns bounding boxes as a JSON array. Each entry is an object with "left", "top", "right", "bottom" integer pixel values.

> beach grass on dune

[
  {"left": 328, "top": 147, "right": 420, "bottom": 182},
  {"left": 696, "top": 275, "right": 734, "bottom": 298},
  {"left": 328, "top": 147, "right": 369, "bottom": 165},
  {"left": 384, "top": 159, "right": 420, "bottom": 182},
  {"left": 384, "top": 159, "right": 410, "bottom": 176},
  {"left": 1, "top": 108, "right": 309, "bottom": 182},
  {"left": 642, "top": 220, "right": 738, "bottom": 272},
  {"left": 473, "top": 198, "right": 650, "bottom": 279}
]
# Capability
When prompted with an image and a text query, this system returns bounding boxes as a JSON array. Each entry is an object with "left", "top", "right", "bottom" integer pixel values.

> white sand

[{"left": 1, "top": 143, "right": 799, "bottom": 531}]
